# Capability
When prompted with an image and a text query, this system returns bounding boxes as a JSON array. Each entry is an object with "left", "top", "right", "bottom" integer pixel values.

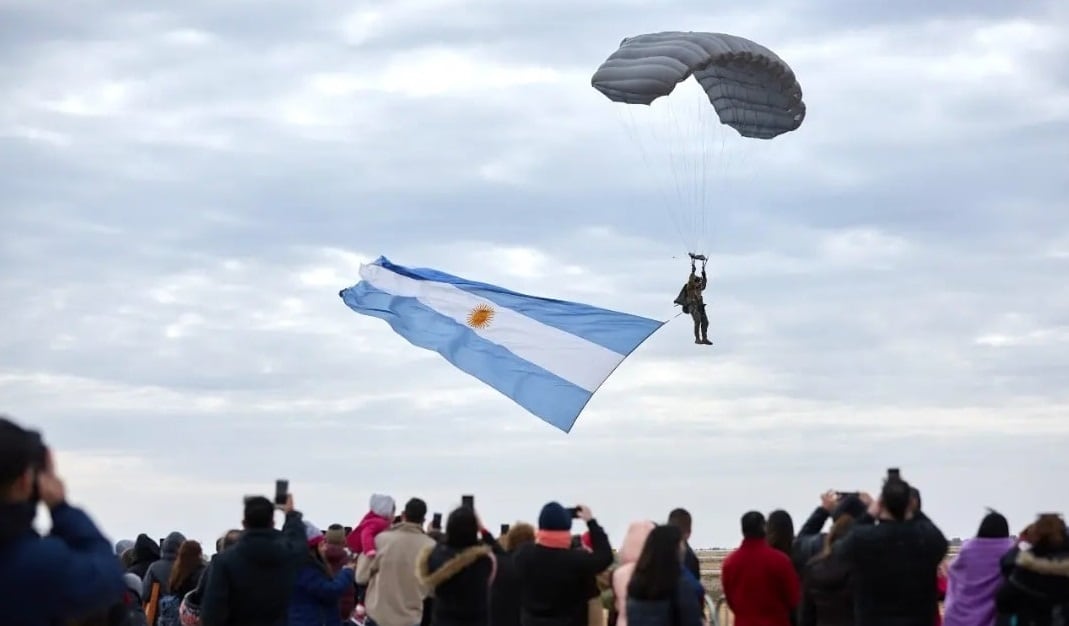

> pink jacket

[
  {"left": 612, "top": 521, "right": 655, "bottom": 626},
  {"left": 347, "top": 494, "right": 396, "bottom": 555}
]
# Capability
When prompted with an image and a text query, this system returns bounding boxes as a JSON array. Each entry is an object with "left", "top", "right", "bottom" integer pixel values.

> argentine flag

[{"left": 339, "top": 257, "right": 665, "bottom": 432}]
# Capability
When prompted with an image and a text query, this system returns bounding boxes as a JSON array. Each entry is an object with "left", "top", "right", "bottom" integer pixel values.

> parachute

[{"left": 591, "top": 31, "right": 805, "bottom": 254}]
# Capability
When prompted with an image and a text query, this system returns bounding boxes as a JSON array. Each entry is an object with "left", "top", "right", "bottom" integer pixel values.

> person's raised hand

[
  {"left": 858, "top": 492, "right": 874, "bottom": 507},
  {"left": 821, "top": 490, "right": 838, "bottom": 511},
  {"left": 36, "top": 451, "right": 66, "bottom": 508},
  {"left": 576, "top": 505, "right": 593, "bottom": 522},
  {"left": 282, "top": 493, "right": 295, "bottom": 514}
]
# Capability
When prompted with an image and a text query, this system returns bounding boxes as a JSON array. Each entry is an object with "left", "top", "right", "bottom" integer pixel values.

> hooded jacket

[
  {"left": 418, "top": 542, "right": 496, "bottom": 626},
  {"left": 200, "top": 510, "right": 308, "bottom": 626},
  {"left": 995, "top": 546, "right": 1069, "bottom": 626},
  {"left": 612, "top": 521, "right": 656, "bottom": 626},
  {"left": 0, "top": 500, "right": 127, "bottom": 626},
  {"left": 143, "top": 531, "right": 187, "bottom": 599},
  {"left": 127, "top": 533, "right": 163, "bottom": 579},
  {"left": 348, "top": 494, "right": 396, "bottom": 555}
]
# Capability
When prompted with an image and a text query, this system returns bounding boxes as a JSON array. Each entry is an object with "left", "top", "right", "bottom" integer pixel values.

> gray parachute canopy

[{"left": 591, "top": 31, "right": 805, "bottom": 140}]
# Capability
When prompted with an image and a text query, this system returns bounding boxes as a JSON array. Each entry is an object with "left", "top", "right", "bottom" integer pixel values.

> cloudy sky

[{"left": 3, "top": 0, "right": 1068, "bottom": 550}]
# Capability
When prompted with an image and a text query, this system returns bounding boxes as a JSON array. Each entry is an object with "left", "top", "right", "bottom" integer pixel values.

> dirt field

[{"left": 695, "top": 546, "right": 960, "bottom": 600}]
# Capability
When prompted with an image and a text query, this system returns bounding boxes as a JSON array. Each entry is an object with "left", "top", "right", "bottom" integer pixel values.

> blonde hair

[{"left": 503, "top": 522, "right": 535, "bottom": 552}]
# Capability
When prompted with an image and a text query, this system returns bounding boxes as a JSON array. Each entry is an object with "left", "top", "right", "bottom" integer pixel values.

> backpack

[{"left": 157, "top": 594, "right": 181, "bottom": 626}]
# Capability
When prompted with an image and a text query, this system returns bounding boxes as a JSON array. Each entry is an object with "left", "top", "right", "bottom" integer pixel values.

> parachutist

[{"left": 672, "top": 261, "right": 711, "bottom": 345}]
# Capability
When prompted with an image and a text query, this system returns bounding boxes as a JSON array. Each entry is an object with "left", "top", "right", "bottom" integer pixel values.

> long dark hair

[
  {"left": 168, "top": 540, "right": 203, "bottom": 592},
  {"left": 445, "top": 506, "right": 480, "bottom": 549},
  {"left": 815, "top": 514, "right": 855, "bottom": 561},
  {"left": 628, "top": 525, "right": 683, "bottom": 601},
  {"left": 767, "top": 509, "right": 794, "bottom": 557}
]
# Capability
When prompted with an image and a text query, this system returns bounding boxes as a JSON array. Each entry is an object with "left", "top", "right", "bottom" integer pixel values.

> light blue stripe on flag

[
  {"left": 339, "top": 257, "right": 666, "bottom": 432},
  {"left": 373, "top": 257, "right": 662, "bottom": 355},
  {"left": 341, "top": 281, "right": 596, "bottom": 431}
]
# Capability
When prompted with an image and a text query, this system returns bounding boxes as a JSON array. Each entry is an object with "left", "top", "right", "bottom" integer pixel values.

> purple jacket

[{"left": 944, "top": 537, "right": 1016, "bottom": 626}]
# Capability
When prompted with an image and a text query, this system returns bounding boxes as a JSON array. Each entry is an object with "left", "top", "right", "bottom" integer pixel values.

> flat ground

[{"left": 695, "top": 546, "right": 960, "bottom": 599}]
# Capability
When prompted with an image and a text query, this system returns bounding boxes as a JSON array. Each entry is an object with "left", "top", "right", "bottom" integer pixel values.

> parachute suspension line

[
  {"left": 619, "top": 105, "right": 690, "bottom": 249},
  {"left": 698, "top": 86, "right": 711, "bottom": 255},
  {"left": 663, "top": 96, "right": 695, "bottom": 252}
]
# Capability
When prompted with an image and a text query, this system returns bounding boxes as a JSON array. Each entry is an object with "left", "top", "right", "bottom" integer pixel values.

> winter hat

[
  {"left": 114, "top": 539, "right": 134, "bottom": 556},
  {"left": 369, "top": 494, "right": 396, "bottom": 518},
  {"left": 538, "top": 502, "right": 571, "bottom": 531},
  {"left": 325, "top": 528, "right": 347, "bottom": 546}
]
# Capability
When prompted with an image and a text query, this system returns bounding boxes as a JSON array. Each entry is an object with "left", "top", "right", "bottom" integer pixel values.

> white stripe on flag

[{"left": 359, "top": 263, "right": 623, "bottom": 392}]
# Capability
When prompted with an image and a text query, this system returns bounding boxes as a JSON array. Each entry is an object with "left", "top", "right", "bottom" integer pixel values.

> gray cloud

[{"left": 2, "top": 1, "right": 1068, "bottom": 548}]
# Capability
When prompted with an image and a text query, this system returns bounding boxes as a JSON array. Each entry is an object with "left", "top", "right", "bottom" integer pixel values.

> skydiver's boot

[{"left": 694, "top": 332, "right": 702, "bottom": 345}]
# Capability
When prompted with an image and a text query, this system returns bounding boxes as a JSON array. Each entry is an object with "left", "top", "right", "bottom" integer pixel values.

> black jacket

[
  {"left": 801, "top": 552, "right": 854, "bottom": 626},
  {"left": 418, "top": 540, "right": 496, "bottom": 626},
  {"left": 833, "top": 512, "right": 947, "bottom": 626},
  {"left": 995, "top": 546, "right": 1069, "bottom": 626},
  {"left": 491, "top": 541, "right": 524, "bottom": 626},
  {"left": 514, "top": 520, "right": 614, "bottom": 626},
  {"left": 200, "top": 511, "right": 307, "bottom": 626}
]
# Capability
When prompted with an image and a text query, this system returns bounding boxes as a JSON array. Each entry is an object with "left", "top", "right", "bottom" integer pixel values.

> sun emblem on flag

[{"left": 466, "top": 304, "right": 495, "bottom": 329}]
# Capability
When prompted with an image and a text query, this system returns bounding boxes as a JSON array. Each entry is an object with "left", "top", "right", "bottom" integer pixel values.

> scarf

[{"left": 536, "top": 530, "right": 573, "bottom": 549}]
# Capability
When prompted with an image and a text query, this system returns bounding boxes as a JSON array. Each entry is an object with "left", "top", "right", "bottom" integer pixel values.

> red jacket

[{"left": 721, "top": 538, "right": 800, "bottom": 626}]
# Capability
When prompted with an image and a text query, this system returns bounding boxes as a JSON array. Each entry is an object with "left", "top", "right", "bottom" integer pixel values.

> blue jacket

[
  {"left": 0, "top": 501, "right": 126, "bottom": 625},
  {"left": 288, "top": 560, "right": 355, "bottom": 626}
]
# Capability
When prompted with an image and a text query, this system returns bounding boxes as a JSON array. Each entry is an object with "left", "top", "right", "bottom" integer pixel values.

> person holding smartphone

[
  {"left": 0, "top": 416, "right": 127, "bottom": 625},
  {"left": 200, "top": 491, "right": 309, "bottom": 626},
  {"left": 513, "top": 502, "right": 613, "bottom": 626}
]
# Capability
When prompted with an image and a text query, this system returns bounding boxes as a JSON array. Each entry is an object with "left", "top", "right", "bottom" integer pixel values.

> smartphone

[
  {"left": 500, "top": 523, "right": 510, "bottom": 535},
  {"left": 432, "top": 512, "right": 443, "bottom": 528},
  {"left": 461, "top": 494, "right": 474, "bottom": 510},
  {"left": 158, "top": 537, "right": 165, "bottom": 548},
  {"left": 887, "top": 468, "right": 901, "bottom": 481},
  {"left": 566, "top": 507, "right": 580, "bottom": 519},
  {"left": 274, "top": 479, "right": 289, "bottom": 506},
  {"left": 836, "top": 491, "right": 860, "bottom": 499}
]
